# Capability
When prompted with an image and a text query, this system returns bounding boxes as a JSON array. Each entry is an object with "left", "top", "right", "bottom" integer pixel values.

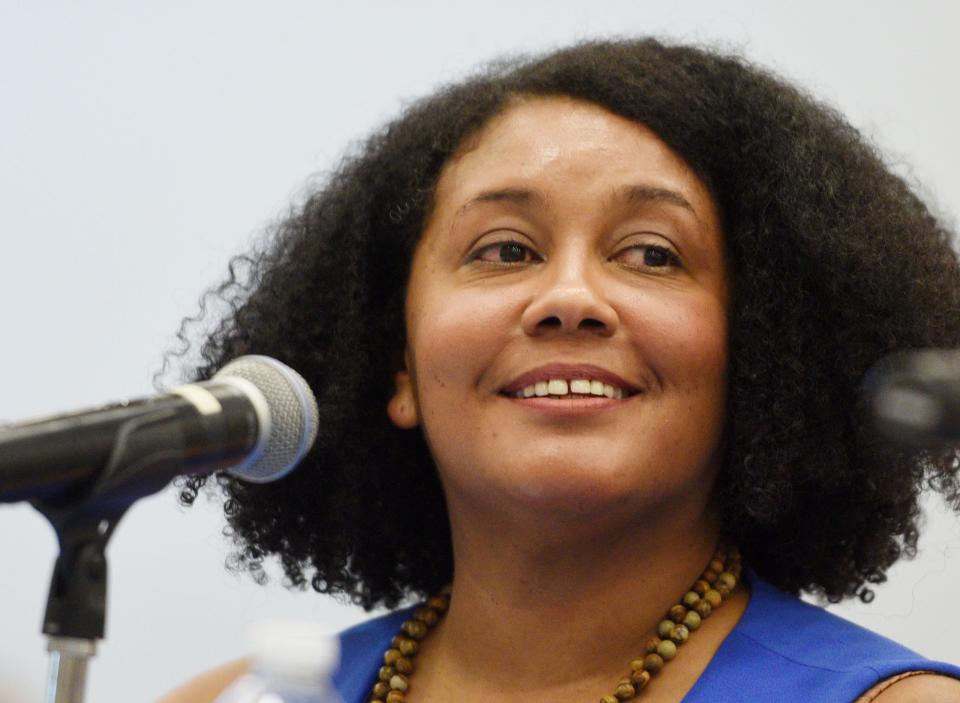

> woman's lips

[{"left": 500, "top": 391, "right": 638, "bottom": 416}]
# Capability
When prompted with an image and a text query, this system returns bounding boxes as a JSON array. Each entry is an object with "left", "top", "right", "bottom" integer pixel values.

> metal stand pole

[{"left": 45, "top": 637, "right": 97, "bottom": 703}]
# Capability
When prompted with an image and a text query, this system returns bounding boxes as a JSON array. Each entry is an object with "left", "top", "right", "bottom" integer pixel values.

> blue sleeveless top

[{"left": 332, "top": 568, "right": 960, "bottom": 702}]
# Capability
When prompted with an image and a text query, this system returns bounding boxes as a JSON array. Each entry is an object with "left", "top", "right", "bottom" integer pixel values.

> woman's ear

[{"left": 387, "top": 355, "right": 420, "bottom": 429}]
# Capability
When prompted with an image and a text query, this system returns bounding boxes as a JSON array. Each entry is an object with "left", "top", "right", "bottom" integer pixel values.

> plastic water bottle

[{"left": 213, "top": 619, "right": 341, "bottom": 703}]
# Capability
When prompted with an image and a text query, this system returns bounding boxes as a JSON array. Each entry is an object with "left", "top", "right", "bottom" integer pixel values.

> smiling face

[{"left": 388, "top": 95, "right": 730, "bottom": 533}]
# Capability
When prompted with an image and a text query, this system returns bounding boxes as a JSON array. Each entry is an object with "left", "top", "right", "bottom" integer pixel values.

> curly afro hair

[{"left": 168, "top": 37, "right": 960, "bottom": 610}]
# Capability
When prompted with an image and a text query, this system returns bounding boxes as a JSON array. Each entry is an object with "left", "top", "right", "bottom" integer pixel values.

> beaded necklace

[{"left": 366, "top": 544, "right": 742, "bottom": 703}]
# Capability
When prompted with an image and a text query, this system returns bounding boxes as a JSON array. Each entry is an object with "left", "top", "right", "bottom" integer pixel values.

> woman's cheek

[
  {"left": 629, "top": 292, "right": 727, "bottom": 387},
  {"left": 421, "top": 284, "right": 513, "bottom": 358}
]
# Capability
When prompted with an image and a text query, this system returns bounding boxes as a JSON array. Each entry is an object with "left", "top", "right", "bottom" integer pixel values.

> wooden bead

[
  {"left": 645, "top": 636, "right": 662, "bottom": 654},
  {"left": 709, "top": 558, "right": 724, "bottom": 574},
  {"left": 643, "top": 653, "right": 664, "bottom": 675},
  {"left": 372, "top": 681, "right": 390, "bottom": 698},
  {"left": 401, "top": 620, "right": 428, "bottom": 640},
  {"left": 414, "top": 607, "right": 440, "bottom": 626},
  {"left": 669, "top": 605, "right": 687, "bottom": 623},
  {"left": 683, "top": 610, "right": 702, "bottom": 630},
  {"left": 427, "top": 595, "right": 449, "bottom": 612},
  {"left": 704, "top": 590, "right": 723, "bottom": 608},
  {"left": 693, "top": 579, "right": 710, "bottom": 596},
  {"left": 383, "top": 649, "right": 402, "bottom": 665},
  {"left": 657, "top": 619, "right": 675, "bottom": 638},
  {"left": 657, "top": 639, "right": 678, "bottom": 661},
  {"left": 694, "top": 599, "right": 712, "bottom": 618},
  {"left": 395, "top": 637, "right": 419, "bottom": 656},
  {"left": 601, "top": 696, "right": 620, "bottom": 703},
  {"left": 717, "top": 583, "right": 732, "bottom": 598},
  {"left": 630, "top": 669, "right": 652, "bottom": 689},
  {"left": 669, "top": 624, "right": 690, "bottom": 645},
  {"left": 385, "top": 692, "right": 405, "bottom": 703},
  {"left": 378, "top": 665, "right": 395, "bottom": 682},
  {"left": 703, "top": 570, "right": 719, "bottom": 585},
  {"left": 682, "top": 591, "right": 701, "bottom": 608},
  {"left": 718, "top": 572, "right": 737, "bottom": 590},
  {"left": 629, "top": 658, "right": 645, "bottom": 671},
  {"left": 389, "top": 673, "right": 409, "bottom": 691},
  {"left": 394, "top": 656, "right": 414, "bottom": 675},
  {"left": 615, "top": 681, "right": 636, "bottom": 700}
]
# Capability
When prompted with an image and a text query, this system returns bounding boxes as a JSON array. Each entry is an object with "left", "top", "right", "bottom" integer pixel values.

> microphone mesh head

[{"left": 215, "top": 355, "right": 320, "bottom": 482}]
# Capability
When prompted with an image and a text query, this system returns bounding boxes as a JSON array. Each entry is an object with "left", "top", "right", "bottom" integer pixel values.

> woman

[{"left": 162, "top": 38, "right": 960, "bottom": 701}]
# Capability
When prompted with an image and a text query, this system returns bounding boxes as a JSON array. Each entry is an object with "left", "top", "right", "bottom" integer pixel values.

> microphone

[
  {"left": 0, "top": 355, "right": 320, "bottom": 506},
  {"left": 863, "top": 349, "right": 960, "bottom": 446}
]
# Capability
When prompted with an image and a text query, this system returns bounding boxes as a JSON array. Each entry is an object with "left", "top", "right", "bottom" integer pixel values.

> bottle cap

[{"left": 248, "top": 619, "right": 340, "bottom": 686}]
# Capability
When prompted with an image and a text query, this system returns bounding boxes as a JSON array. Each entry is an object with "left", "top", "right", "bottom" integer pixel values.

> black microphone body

[
  {"left": 865, "top": 349, "right": 960, "bottom": 446},
  {"left": 0, "top": 381, "right": 260, "bottom": 506},
  {"left": 0, "top": 354, "right": 319, "bottom": 508}
]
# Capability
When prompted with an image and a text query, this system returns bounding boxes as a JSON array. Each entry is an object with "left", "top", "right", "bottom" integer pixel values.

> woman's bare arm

[
  {"left": 855, "top": 671, "right": 960, "bottom": 702},
  {"left": 156, "top": 658, "right": 250, "bottom": 703}
]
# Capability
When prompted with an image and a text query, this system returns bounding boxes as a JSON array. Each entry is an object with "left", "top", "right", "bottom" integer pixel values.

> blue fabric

[{"left": 332, "top": 568, "right": 960, "bottom": 702}]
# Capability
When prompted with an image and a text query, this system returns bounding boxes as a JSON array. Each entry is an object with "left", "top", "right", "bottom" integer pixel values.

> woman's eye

[
  {"left": 620, "top": 244, "right": 681, "bottom": 269},
  {"left": 470, "top": 241, "right": 537, "bottom": 264}
]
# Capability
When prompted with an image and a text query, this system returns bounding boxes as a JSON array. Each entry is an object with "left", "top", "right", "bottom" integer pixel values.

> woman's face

[{"left": 388, "top": 96, "right": 730, "bottom": 530}]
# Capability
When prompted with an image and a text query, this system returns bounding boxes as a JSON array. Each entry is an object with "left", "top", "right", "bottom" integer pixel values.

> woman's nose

[{"left": 520, "top": 254, "right": 618, "bottom": 338}]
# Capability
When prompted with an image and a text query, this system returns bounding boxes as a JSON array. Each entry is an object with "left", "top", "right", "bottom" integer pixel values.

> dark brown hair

[{"left": 167, "top": 37, "right": 960, "bottom": 609}]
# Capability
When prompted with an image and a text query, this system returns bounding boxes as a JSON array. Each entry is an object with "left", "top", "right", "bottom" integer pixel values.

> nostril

[
  {"left": 534, "top": 316, "right": 608, "bottom": 334},
  {"left": 540, "top": 317, "right": 605, "bottom": 327}
]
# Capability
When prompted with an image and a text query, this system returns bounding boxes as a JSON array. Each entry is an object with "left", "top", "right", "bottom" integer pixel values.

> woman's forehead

[{"left": 426, "top": 95, "right": 722, "bottom": 239}]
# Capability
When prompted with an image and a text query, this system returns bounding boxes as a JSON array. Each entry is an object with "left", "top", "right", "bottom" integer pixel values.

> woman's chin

[
  {"left": 442, "top": 455, "right": 704, "bottom": 532},
  {"left": 496, "top": 472, "right": 672, "bottom": 524}
]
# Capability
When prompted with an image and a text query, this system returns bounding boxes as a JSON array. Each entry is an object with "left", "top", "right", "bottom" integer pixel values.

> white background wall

[{"left": 1, "top": 2, "right": 958, "bottom": 701}]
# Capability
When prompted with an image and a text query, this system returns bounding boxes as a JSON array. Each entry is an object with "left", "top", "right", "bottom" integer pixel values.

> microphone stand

[{"left": 29, "top": 406, "right": 184, "bottom": 703}]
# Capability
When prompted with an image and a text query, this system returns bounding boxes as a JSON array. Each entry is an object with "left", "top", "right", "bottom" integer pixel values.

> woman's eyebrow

[
  {"left": 454, "top": 187, "right": 544, "bottom": 219},
  {"left": 454, "top": 184, "right": 698, "bottom": 221},
  {"left": 609, "top": 184, "right": 699, "bottom": 220}
]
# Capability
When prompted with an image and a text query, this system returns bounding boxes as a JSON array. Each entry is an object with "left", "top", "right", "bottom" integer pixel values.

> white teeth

[
  {"left": 569, "top": 379, "right": 591, "bottom": 394},
  {"left": 512, "top": 379, "right": 630, "bottom": 400}
]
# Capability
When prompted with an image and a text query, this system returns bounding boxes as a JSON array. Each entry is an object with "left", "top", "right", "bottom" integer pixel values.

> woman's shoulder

[
  {"left": 737, "top": 573, "right": 955, "bottom": 672},
  {"left": 684, "top": 568, "right": 960, "bottom": 702}
]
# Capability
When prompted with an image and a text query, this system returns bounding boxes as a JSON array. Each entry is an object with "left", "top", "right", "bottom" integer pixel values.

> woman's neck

[{"left": 408, "top": 497, "right": 743, "bottom": 702}]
